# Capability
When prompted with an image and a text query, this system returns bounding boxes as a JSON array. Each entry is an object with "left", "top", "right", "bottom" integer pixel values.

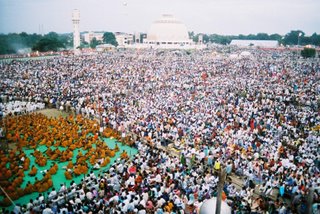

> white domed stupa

[{"left": 144, "top": 14, "right": 193, "bottom": 48}]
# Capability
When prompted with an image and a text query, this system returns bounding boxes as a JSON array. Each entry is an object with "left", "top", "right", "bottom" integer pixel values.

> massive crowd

[{"left": 0, "top": 47, "right": 320, "bottom": 213}]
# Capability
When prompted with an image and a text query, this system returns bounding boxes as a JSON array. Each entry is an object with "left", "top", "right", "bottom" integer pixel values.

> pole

[
  {"left": 0, "top": 186, "right": 17, "bottom": 207},
  {"left": 307, "top": 188, "right": 314, "bottom": 214},
  {"left": 215, "top": 167, "right": 226, "bottom": 214}
]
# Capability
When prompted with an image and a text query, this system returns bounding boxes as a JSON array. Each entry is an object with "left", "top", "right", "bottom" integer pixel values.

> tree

[
  {"left": 103, "top": 32, "right": 118, "bottom": 47},
  {"left": 301, "top": 48, "right": 316, "bottom": 58},
  {"left": 193, "top": 34, "right": 199, "bottom": 42},
  {"left": 310, "top": 33, "right": 320, "bottom": 46},
  {"left": 0, "top": 35, "right": 12, "bottom": 54},
  {"left": 209, "top": 34, "right": 233, "bottom": 45},
  {"left": 283, "top": 30, "right": 305, "bottom": 46},
  {"left": 28, "top": 33, "right": 43, "bottom": 46},
  {"left": 247, "top": 34, "right": 256, "bottom": 40},
  {"left": 90, "top": 37, "right": 99, "bottom": 48},
  {"left": 188, "top": 31, "right": 195, "bottom": 39},
  {"left": 0, "top": 32, "right": 72, "bottom": 55},
  {"left": 45, "top": 32, "right": 59, "bottom": 40},
  {"left": 256, "top": 33, "right": 270, "bottom": 40},
  {"left": 32, "top": 32, "right": 71, "bottom": 52},
  {"left": 203, "top": 34, "right": 210, "bottom": 43},
  {"left": 32, "top": 37, "right": 65, "bottom": 52},
  {"left": 269, "top": 33, "right": 282, "bottom": 41},
  {"left": 59, "top": 33, "right": 73, "bottom": 48}
]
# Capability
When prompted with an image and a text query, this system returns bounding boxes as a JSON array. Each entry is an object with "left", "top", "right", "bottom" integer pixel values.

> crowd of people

[
  {"left": 0, "top": 101, "right": 45, "bottom": 117},
  {"left": 0, "top": 47, "right": 320, "bottom": 213}
]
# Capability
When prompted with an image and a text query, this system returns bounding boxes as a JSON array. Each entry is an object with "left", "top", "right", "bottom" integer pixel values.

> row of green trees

[
  {"left": 0, "top": 32, "right": 73, "bottom": 55},
  {"left": 0, "top": 30, "right": 319, "bottom": 55},
  {"left": 191, "top": 30, "right": 320, "bottom": 46},
  {"left": 0, "top": 32, "right": 118, "bottom": 55}
]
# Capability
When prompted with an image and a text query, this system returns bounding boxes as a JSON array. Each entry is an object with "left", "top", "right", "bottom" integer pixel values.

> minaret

[{"left": 72, "top": 9, "right": 80, "bottom": 51}]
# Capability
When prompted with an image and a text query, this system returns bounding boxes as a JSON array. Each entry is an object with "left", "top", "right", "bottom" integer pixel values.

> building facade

[{"left": 83, "top": 32, "right": 104, "bottom": 44}]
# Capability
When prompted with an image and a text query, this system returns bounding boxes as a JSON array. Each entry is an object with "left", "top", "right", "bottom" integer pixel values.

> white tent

[
  {"left": 230, "top": 40, "right": 279, "bottom": 47},
  {"left": 96, "top": 44, "right": 116, "bottom": 52}
]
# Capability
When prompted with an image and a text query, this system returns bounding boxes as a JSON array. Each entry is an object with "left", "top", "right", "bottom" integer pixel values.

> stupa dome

[{"left": 146, "top": 14, "right": 190, "bottom": 44}]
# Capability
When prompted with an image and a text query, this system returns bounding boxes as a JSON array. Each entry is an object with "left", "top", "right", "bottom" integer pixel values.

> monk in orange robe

[{"left": 28, "top": 165, "right": 37, "bottom": 176}]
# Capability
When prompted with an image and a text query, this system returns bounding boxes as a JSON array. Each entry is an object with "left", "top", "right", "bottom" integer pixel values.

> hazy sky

[{"left": 0, "top": 0, "right": 319, "bottom": 35}]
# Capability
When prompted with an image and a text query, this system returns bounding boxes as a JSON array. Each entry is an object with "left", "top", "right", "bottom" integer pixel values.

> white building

[
  {"left": 142, "top": 14, "right": 201, "bottom": 49},
  {"left": 83, "top": 32, "right": 104, "bottom": 44},
  {"left": 230, "top": 40, "right": 279, "bottom": 48},
  {"left": 115, "top": 33, "right": 134, "bottom": 47}
]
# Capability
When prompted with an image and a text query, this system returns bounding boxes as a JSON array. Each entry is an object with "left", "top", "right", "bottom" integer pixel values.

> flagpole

[{"left": 0, "top": 186, "right": 17, "bottom": 207}]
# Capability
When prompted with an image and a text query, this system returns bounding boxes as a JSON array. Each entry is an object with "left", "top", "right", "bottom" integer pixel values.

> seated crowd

[{"left": 0, "top": 47, "right": 319, "bottom": 213}]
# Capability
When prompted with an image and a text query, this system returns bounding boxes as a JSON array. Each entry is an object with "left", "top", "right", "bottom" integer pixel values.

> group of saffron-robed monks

[{"left": 0, "top": 113, "right": 130, "bottom": 207}]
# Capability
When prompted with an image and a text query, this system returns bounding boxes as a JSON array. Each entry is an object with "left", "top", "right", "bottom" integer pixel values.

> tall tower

[{"left": 72, "top": 9, "right": 80, "bottom": 51}]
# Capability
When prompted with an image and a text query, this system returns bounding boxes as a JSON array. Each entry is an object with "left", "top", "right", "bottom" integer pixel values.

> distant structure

[
  {"left": 230, "top": 40, "right": 279, "bottom": 48},
  {"left": 72, "top": 9, "right": 81, "bottom": 51},
  {"left": 134, "top": 32, "right": 141, "bottom": 43},
  {"left": 198, "top": 34, "right": 203, "bottom": 44},
  {"left": 96, "top": 44, "right": 116, "bottom": 52},
  {"left": 115, "top": 32, "right": 134, "bottom": 47},
  {"left": 143, "top": 14, "right": 193, "bottom": 48},
  {"left": 83, "top": 32, "right": 104, "bottom": 44},
  {"left": 103, "top": 14, "right": 204, "bottom": 50}
]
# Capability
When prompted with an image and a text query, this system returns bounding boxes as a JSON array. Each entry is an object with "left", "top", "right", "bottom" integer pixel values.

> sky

[{"left": 0, "top": 0, "right": 319, "bottom": 36}]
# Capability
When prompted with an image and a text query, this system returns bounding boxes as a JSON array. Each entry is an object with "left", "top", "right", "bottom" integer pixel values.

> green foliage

[
  {"left": 269, "top": 34, "right": 282, "bottom": 41},
  {"left": 188, "top": 31, "right": 195, "bottom": 39},
  {"left": 310, "top": 33, "right": 320, "bottom": 46},
  {"left": 0, "top": 35, "right": 13, "bottom": 54},
  {"left": 282, "top": 31, "right": 320, "bottom": 46},
  {"left": 203, "top": 34, "right": 210, "bottom": 43},
  {"left": 32, "top": 37, "right": 65, "bottom": 52},
  {"left": 103, "top": 32, "right": 118, "bottom": 47},
  {"left": 194, "top": 31, "right": 320, "bottom": 46},
  {"left": 206, "top": 34, "right": 234, "bottom": 45},
  {"left": 45, "top": 32, "right": 59, "bottom": 39},
  {"left": 256, "top": 33, "right": 269, "bottom": 40},
  {"left": 0, "top": 32, "right": 36, "bottom": 54},
  {"left": 90, "top": 37, "right": 100, "bottom": 48},
  {"left": 301, "top": 48, "right": 316, "bottom": 58},
  {"left": 57, "top": 33, "right": 73, "bottom": 48},
  {"left": 283, "top": 30, "right": 304, "bottom": 46},
  {"left": 31, "top": 32, "right": 70, "bottom": 52},
  {"left": 0, "top": 30, "right": 319, "bottom": 55},
  {"left": 0, "top": 32, "right": 72, "bottom": 55}
]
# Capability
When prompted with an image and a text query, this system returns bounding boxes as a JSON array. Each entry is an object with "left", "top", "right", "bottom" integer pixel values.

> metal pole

[
  {"left": 215, "top": 167, "right": 226, "bottom": 214},
  {"left": 0, "top": 186, "right": 17, "bottom": 207},
  {"left": 307, "top": 188, "right": 314, "bottom": 214}
]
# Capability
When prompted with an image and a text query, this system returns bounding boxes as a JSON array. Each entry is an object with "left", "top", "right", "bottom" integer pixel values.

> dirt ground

[{"left": 36, "top": 108, "right": 71, "bottom": 118}]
